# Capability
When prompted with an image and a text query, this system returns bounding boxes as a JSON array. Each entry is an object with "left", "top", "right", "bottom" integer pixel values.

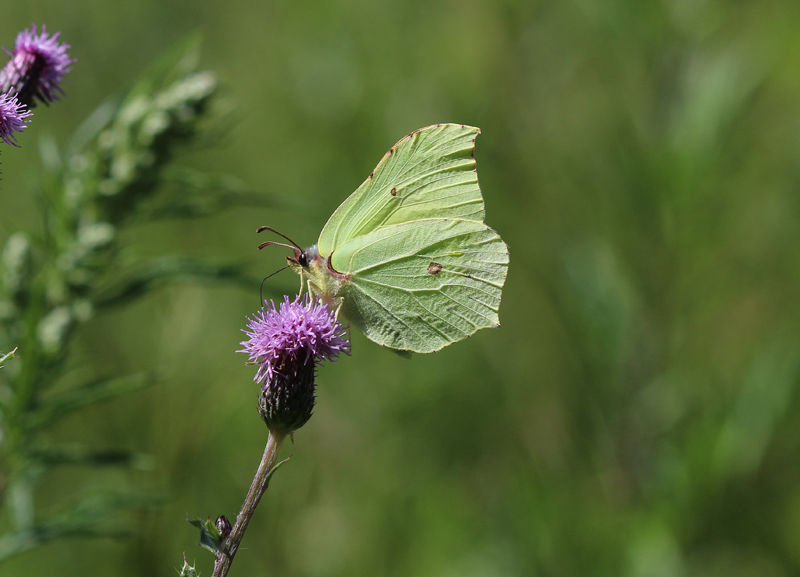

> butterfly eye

[{"left": 298, "top": 252, "right": 309, "bottom": 268}]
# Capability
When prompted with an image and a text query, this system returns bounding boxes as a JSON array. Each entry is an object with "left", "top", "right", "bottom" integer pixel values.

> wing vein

[{"left": 354, "top": 276, "right": 500, "bottom": 322}]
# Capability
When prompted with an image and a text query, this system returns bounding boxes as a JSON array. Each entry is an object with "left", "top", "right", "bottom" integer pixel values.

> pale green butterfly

[{"left": 260, "top": 123, "right": 509, "bottom": 355}]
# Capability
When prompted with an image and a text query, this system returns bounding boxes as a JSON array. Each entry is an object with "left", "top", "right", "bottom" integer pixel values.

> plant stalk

[{"left": 211, "top": 429, "right": 286, "bottom": 577}]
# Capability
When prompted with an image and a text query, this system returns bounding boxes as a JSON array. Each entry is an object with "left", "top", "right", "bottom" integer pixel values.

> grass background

[{"left": 3, "top": 0, "right": 800, "bottom": 575}]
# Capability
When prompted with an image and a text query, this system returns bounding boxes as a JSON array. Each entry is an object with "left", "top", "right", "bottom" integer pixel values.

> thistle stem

[{"left": 212, "top": 429, "right": 286, "bottom": 577}]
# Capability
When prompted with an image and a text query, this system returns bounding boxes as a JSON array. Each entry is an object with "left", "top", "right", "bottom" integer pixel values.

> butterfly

[{"left": 260, "top": 123, "right": 509, "bottom": 355}]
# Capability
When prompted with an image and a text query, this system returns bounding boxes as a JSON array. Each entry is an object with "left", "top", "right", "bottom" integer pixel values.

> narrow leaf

[
  {"left": 139, "top": 167, "right": 276, "bottom": 221},
  {"left": 23, "top": 372, "right": 155, "bottom": 431},
  {"left": 0, "top": 347, "right": 17, "bottom": 368},
  {"left": 93, "top": 257, "right": 260, "bottom": 309},
  {"left": 265, "top": 457, "right": 290, "bottom": 485},
  {"left": 29, "top": 447, "right": 153, "bottom": 469},
  {"left": 0, "top": 490, "right": 163, "bottom": 561}
]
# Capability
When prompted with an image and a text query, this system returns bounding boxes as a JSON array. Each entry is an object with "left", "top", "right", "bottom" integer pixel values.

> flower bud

[
  {"left": 215, "top": 515, "right": 232, "bottom": 540},
  {"left": 258, "top": 358, "right": 316, "bottom": 435},
  {"left": 239, "top": 295, "right": 349, "bottom": 435},
  {"left": 0, "top": 25, "right": 75, "bottom": 108}
]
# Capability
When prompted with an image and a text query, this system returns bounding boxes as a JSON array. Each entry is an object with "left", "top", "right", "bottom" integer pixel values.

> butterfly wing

[
  {"left": 318, "top": 124, "right": 485, "bottom": 255},
  {"left": 329, "top": 218, "right": 509, "bottom": 353}
]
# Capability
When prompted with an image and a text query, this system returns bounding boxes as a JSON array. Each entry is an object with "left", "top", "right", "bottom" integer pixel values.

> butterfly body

[
  {"left": 285, "top": 124, "right": 509, "bottom": 354},
  {"left": 287, "top": 244, "right": 348, "bottom": 310}
]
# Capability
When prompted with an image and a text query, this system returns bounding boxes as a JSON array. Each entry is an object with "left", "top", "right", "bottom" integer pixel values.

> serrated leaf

[
  {"left": 188, "top": 517, "right": 222, "bottom": 554},
  {"left": 179, "top": 557, "right": 201, "bottom": 577}
]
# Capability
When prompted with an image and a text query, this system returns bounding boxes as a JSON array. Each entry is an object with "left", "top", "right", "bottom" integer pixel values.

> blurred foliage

[
  {"left": 2, "top": 0, "right": 800, "bottom": 576},
  {"left": 0, "top": 35, "right": 265, "bottom": 565}
]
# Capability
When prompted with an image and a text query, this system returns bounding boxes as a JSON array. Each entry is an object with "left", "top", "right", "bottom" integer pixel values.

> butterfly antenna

[
  {"left": 258, "top": 240, "right": 297, "bottom": 251},
  {"left": 256, "top": 226, "right": 302, "bottom": 250},
  {"left": 259, "top": 265, "right": 290, "bottom": 305}
]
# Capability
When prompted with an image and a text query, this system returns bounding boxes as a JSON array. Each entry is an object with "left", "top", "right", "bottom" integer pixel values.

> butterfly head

[
  {"left": 286, "top": 244, "right": 321, "bottom": 271},
  {"left": 256, "top": 226, "right": 347, "bottom": 305}
]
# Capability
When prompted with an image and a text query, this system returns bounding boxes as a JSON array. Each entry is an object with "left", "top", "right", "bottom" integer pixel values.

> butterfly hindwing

[
  {"left": 318, "top": 124, "right": 485, "bottom": 256},
  {"left": 330, "top": 218, "right": 509, "bottom": 353}
]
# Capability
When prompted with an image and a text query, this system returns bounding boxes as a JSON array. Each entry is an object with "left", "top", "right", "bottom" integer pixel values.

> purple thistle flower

[
  {"left": 239, "top": 294, "right": 349, "bottom": 433},
  {"left": 239, "top": 294, "right": 350, "bottom": 388},
  {"left": 0, "top": 92, "right": 32, "bottom": 146},
  {"left": 0, "top": 24, "right": 75, "bottom": 108}
]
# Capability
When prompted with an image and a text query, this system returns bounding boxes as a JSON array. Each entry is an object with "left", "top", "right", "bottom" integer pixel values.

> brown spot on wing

[
  {"left": 427, "top": 262, "right": 443, "bottom": 275},
  {"left": 390, "top": 187, "right": 397, "bottom": 196}
]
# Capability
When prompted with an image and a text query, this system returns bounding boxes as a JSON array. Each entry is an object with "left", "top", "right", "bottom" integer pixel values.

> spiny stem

[{"left": 212, "top": 430, "right": 286, "bottom": 577}]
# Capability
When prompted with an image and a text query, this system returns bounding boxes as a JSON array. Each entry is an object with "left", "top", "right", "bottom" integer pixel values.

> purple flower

[
  {"left": 239, "top": 295, "right": 349, "bottom": 433},
  {"left": 0, "top": 24, "right": 75, "bottom": 108},
  {"left": 0, "top": 93, "right": 32, "bottom": 146},
  {"left": 240, "top": 294, "right": 349, "bottom": 387}
]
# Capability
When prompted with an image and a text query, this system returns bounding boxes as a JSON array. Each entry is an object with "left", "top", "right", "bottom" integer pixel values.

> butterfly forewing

[
  {"left": 331, "top": 218, "right": 509, "bottom": 353},
  {"left": 318, "top": 124, "right": 486, "bottom": 256}
]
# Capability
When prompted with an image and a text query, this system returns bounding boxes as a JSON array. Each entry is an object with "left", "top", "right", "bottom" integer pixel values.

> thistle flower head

[
  {"left": 239, "top": 294, "right": 349, "bottom": 387},
  {"left": 0, "top": 24, "right": 75, "bottom": 107},
  {"left": 238, "top": 294, "right": 349, "bottom": 433},
  {"left": 0, "top": 92, "right": 32, "bottom": 146}
]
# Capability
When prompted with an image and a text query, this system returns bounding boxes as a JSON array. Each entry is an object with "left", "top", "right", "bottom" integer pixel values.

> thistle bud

[
  {"left": 238, "top": 295, "right": 349, "bottom": 435},
  {"left": 258, "top": 356, "right": 317, "bottom": 435},
  {"left": 215, "top": 515, "right": 232, "bottom": 540},
  {"left": 0, "top": 24, "right": 75, "bottom": 108}
]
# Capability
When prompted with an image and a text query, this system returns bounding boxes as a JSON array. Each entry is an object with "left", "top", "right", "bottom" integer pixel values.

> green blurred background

[{"left": 4, "top": 0, "right": 800, "bottom": 575}]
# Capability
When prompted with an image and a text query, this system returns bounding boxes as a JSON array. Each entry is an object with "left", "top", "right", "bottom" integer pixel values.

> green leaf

[
  {"left": 0, "top": 347, "right": 17, "bottom": 368},
  {"left": 23, "top": 372, "right": 155, "bottom": 432},
  {"left": 0, "top": 491, "right": 163, "bottom": 561},
  {"left": 29, "top": 447, "right": 153, "bottom": 470},
  {"left": 66, "top": 97, "right": 120, "bottom": 156},
  {"left": 185, "top": 460, "right": 289, "bottom": 556},
  {"left": 138, "top": 166, "right": 276, "bottom": 221},
  {"left": 93, "top": 257, "right": 259, "bottom": 309},
  {"left": 265, "top": 457, "right": 290, "bottom": 485},
  {"left": 188, "top": 517, "right": 222, "bottom": 554}
]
